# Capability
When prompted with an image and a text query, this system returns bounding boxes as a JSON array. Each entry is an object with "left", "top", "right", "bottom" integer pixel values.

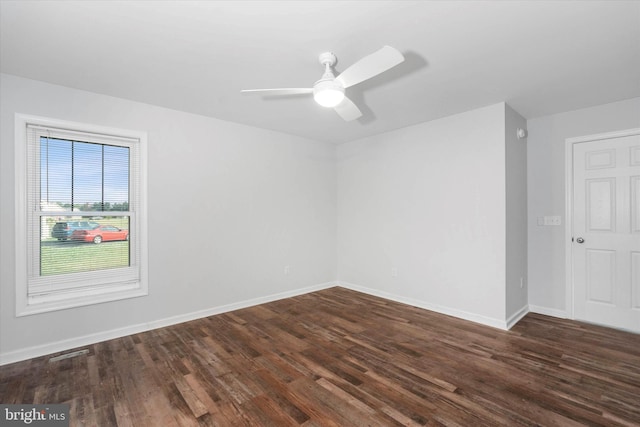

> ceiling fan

[{"left": 241, "top": 46, "right": 405, "bottom": 121}]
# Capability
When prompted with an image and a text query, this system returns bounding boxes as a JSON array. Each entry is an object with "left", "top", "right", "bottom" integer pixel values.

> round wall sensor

[{"left": 517, "top": 128, "right": 528, "bottom": 139}]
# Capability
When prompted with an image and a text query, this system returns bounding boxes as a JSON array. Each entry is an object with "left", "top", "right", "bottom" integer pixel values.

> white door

[{"left": 571, "top": 130, "right": 640, "bottom": 333}]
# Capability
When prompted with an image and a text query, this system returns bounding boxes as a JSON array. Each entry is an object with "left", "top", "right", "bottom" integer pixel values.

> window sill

[{"left": 17, "top": 282, "right": 148, "bottom": 317}]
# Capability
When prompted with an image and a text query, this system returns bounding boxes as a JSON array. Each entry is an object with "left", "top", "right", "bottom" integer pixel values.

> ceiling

[{"left": 1, "top": 1, "right": 639, "bottom": 144}]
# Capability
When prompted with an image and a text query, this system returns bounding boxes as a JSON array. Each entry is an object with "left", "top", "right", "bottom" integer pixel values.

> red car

[{"left": 71, "top": 225, "right": 129, "bottom": 244}]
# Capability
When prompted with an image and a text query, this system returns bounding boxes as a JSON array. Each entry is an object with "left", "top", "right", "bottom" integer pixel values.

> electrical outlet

[
  {"left": 520, "top": 277, "right": 525, "bottom": 288},
  {"left": 284, "top": 265, "right": 290, "bottom": 276},
  {"left": 391, "top": 267, "right": 398, "bottom": 277}
]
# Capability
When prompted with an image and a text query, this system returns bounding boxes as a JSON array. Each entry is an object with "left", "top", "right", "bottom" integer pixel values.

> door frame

[{"left": 564, "top": 127, "right": 640, "bottom": 320}]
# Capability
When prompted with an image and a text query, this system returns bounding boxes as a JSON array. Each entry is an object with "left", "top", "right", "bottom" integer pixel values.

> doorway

[{"left": 566, "top": 128, "right": 640, "bottom": 333}]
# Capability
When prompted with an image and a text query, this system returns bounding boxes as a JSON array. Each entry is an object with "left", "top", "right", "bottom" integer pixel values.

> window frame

[{"left": 15, "top": 114, "right": 148, "bottom": 316}]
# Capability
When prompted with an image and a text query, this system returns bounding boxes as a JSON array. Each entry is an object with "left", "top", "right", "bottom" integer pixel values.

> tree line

[{"left": 59, "top": 202, "right": 129, "bottom": 212}]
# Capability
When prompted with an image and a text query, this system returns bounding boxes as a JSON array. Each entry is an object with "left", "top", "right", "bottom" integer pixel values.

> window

[{"left": 15, "top": 115, "right": 147, "bottom": 315}]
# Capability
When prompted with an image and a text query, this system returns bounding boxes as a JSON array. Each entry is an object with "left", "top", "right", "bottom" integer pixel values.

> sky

[{"left": 40, "top": 137, "right": 129, "bottom": 210}]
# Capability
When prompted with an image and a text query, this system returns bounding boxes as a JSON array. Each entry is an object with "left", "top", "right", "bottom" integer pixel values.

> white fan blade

[
  {"left": 241, "top": 88, "right": 313, "bottom": 96},
  {"left": 334, "top": 96, "right": 362, "bottom": 121},
  {"left": 336, "top": 46, "right": 404, "bottom": 89}
]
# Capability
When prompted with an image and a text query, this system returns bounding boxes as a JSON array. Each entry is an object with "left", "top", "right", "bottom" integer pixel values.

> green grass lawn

[
  {"left": 40, "top": 241, "right": 129, "bottom": 276},
  {"left": 40, "top": 216, "right": 130, "bottom": 276}
]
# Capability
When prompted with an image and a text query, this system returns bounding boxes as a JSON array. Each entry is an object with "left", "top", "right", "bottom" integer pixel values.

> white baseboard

[
  {"left": 0, "top": 281, "right": 337, "bottom": 366},
  {"left": 506, "top": 304, "right": 530, "bottom": 329},
  {"left": 337, "top": 281, "right": 511, "bottom": 330},
  {"left": 3, "top": 282, "right": 563, "bottom": 366},
  {"left": 528, "top": 304, "right": 567, "bottom": 319}
]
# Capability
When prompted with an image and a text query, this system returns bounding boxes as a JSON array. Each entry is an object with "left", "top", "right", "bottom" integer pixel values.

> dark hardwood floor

[{"left": 1, "top": 287, "right": 639, "bottom": 426}]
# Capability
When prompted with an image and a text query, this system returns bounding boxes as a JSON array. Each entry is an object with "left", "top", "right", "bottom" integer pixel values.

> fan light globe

[{"left": 313, "top": 80, "right": 345, "bottom": 108}]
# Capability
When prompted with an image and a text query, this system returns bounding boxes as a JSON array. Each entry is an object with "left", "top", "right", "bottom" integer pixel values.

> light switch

[
  {"left": 537, "top": 216, "right": 562, "bottom": 226},
  {"left": 544, "top": 216, "right": 561, "bottom": 226}
]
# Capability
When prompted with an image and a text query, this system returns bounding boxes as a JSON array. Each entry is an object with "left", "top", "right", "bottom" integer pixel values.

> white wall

[
  {"left": 336, "top": 103, "right": 512, "bottom": 327},
  {"left": 9, "top": 70, "right": 633, "bottom": 363},
  {"left": 505, "top": 104, "right": 528, "bottom": 321},
  {"left": 0, "top": 74, "right": 337, "bottom": 363},
  {"left": 527, "top": 97, "right": 640, "bottom": 316}
]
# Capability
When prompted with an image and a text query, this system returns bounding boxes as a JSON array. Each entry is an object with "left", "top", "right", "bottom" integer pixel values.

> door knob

[{"left": 576, "top": 237, "right": 585, "bottom": 244}]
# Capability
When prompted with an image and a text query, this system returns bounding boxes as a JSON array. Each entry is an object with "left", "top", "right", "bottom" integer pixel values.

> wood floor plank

[
  {"left": 174, "top": 375, "right": 209, "bottom": 418},
  {"left": 2, "top": 287, "right": 640, "bottom": 426},
  {"left": 250, "top": 367, "right": 311, "bottom": 424}
]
